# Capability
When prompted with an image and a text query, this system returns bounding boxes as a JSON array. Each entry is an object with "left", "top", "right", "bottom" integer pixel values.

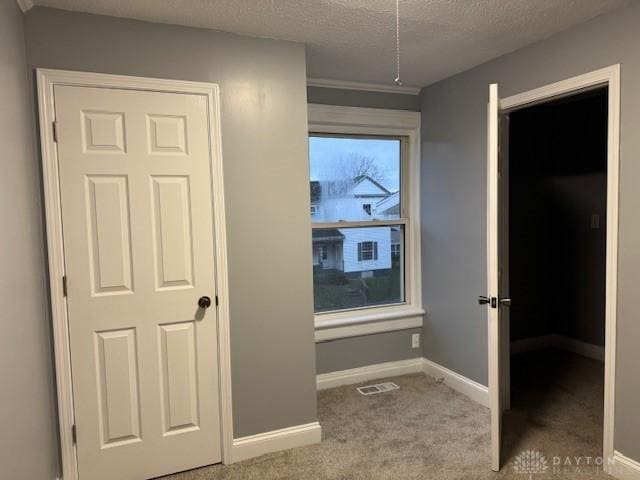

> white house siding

[
  {"left": 340, "top": 227, "right": 392, "bottom": 273},
  {"left": 312, "top": 178, "right": 389, "bottom": 223},
  {"left": 374, "top": 191, "right": 400, "bottom": 219},
  {"left": 311, "top": 177, "right": 397, "bottom": 275}
]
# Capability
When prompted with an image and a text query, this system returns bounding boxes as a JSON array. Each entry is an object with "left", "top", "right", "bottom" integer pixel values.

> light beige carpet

[{"left": 161, "top": 350, "right": 610, "bottom": 479}]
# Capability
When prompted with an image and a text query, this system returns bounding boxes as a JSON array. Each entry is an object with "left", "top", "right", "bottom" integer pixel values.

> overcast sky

[{"left": 309, "top": 136, "right": 400, "bottom": 192}]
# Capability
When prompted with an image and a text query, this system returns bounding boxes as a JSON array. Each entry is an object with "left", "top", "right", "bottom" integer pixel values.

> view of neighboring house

[{"left": 311, "top": 175, "right": 400, "bottom": 278}]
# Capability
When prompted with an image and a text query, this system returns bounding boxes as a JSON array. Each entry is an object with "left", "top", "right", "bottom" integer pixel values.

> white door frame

[
  {"left": 498, "top": 64, "right": 620, "bottom": 467},
  {"left": 37, "top": 69, "right": 234, "bottom": 480}
]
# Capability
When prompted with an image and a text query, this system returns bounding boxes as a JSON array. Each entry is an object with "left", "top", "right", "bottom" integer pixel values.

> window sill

[{"left": 314, "top": 306, "right": 425, "bottom": 342}]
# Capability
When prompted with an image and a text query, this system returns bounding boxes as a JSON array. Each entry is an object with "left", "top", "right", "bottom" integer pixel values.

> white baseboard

[
  {"left": 421, "top": 358, "right": 490, "bottom": 408},
  {"left": 316, "top": 358, "right": 423, "bottom": 390},
  {"left": 511, "top": 334, "right": 604, "bottom": 361},
  {"left": 558, "top": 335, "right": 605, "bottom": 361},
  {"left": 610, "top": 451, "right": 640, "bottom": 480},
  {"left": 316, "top": 357, "right": 489, "bottom": 408},
  {"left": 510, "top": 334, "right": 556, "bottom": 355},
  {"left": 232, "top": 422, "right": 321, "bottom": 463}
]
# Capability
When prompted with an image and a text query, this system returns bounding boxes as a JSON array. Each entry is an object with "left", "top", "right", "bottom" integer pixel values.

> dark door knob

[
  {"left": 478, "top": 296, "right": 490, "bottom": 305},
  {"left": 198, "top": 296, "right": 212, "bottom": 309}
]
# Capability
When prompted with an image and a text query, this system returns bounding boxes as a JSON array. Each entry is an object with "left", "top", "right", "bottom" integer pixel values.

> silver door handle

[
  {"left": 499, "top": 298, "right": 511, "bottom": 307},
  {"left": 478, "top": 296, "right": 497, "bottom": 308}
]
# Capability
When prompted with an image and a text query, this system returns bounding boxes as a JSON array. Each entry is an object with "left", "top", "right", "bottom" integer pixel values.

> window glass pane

[
  {"left": 309, "top": 136, "right": 401, "bottom": 223},
  {"left": 312, "top": 225, "right": 405, "bottom": 313}
]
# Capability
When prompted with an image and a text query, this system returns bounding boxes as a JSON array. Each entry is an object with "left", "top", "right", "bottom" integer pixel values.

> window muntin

[{"left": 309, "top": 134, "right": 407, "bottom": 314}]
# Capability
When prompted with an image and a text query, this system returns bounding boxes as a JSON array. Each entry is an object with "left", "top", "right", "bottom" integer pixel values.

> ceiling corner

[{"left": 16, "top": 0, "right": 34, "bottom": 13}]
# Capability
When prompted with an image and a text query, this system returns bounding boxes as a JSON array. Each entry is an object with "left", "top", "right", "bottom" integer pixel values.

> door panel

[
  {"left": 54, "top": 85, "right": 221, "bottom": 480},
  {"left": 86, "top": 175, "right": 134, "bottom": 295},
  {"left": 158, "top": 322, "right": 200, "bottom": 435},
  {"left": 94, "top": 328, "right": 141, "bottom": 448},
  {"left": 150, "top": 176, "right": 195, "bottom": 289},
  {"left": 487, "top": 83, "right": 502, "bottom": 472}
]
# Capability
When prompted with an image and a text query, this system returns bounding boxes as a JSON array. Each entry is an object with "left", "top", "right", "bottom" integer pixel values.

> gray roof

[
  {"left": 310, "top": 175, "right": 389, "bottom": 202},
  {"left": 312, "top": 229, "right": 344, "bottom": 243}
]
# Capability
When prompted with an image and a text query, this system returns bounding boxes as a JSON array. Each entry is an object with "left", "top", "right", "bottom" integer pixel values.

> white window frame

[{"left": 308, "top": 104, "right": 423, "bottom": 341}]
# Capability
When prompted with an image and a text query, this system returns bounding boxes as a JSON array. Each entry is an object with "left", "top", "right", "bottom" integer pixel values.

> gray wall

[
  {"left": 0, "top": 1, "right": 60, "bottom": 479},
  {"left": 420, "top": 1, "right": 640, "bottom": 462},
  {"left": 24, "top": 5, "right": 317, "bottom": 455},
  {"left": 550, "top": 174, "right": 607, "bottom": 346},
  {"left": 316, "top": 328, "right": 422, "bottom": 374},
  {"left": 308, "top": 86, "right": 420, "bottom": 111},
  {"left": 510, "top": 175, "right": 607, "bottom": 345}
]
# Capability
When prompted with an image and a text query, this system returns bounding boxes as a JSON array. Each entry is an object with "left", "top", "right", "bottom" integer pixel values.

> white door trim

[
  {"left": 36, "top": 69, "right": 234, "bottom": 480},
  {"left": 499, "top": 64, "right": 620, "bottom": 469}
]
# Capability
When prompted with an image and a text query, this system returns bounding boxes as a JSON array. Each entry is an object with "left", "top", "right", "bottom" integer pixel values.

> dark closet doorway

[{"left": 503, "top": 87, "right": 608, "bottom": 471}]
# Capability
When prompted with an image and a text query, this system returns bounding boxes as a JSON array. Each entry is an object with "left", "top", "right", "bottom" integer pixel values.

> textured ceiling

[{"left": 32, "top": 0, "right": 632, "bottom": 88}]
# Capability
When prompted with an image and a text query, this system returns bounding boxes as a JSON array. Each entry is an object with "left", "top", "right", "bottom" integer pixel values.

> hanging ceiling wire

[{"left": 394, "top": 0, "right": 402, "bottom": 86}]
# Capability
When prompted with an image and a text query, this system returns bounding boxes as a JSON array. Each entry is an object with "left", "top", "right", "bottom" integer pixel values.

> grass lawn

[{"left": 314, "top": 265, "right": 402, "bottom": 312}]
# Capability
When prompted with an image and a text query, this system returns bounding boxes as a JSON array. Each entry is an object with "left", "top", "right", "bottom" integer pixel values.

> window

[
  {"left": 310, "top": 205, "right": 318, "bottom": 216},
  {"left": 319, "top": 245, "right": 328, "bottom": 261},
  {"left": 309, "top": 134, "right": 407, "bottom": 313},
  {"left": 358, "top": 241, "right": 378, "bottom": 261},
  {"left": 308, "top": 104, "right": 421, "bottom": 335}
]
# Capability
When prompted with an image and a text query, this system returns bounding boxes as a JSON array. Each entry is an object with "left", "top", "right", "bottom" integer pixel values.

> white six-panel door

[{"left": 54, "top": 85, "right": 221, "bottom": 480}]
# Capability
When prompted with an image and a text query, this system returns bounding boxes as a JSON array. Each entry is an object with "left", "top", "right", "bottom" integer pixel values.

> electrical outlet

[{"left": 411, "top": 333, "right": 421, "bottom": 349}]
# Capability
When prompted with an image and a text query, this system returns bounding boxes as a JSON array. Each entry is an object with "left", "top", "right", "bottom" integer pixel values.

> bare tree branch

[{"left": 327, "top": 153, "right": 386, "bottom": 195}]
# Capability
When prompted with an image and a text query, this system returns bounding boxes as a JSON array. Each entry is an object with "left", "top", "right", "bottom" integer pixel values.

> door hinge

[
  {"left": 215, "top": 295, "right": 219, "bottom": 307},
  {"left": 71, "top": 424, "right": 77, "bottom": 444},
  {"left": 52, "top": 121, "right": 58, "bottom": 143},
  {"left": 62, "top": 275, "right": 67, "bottom": 297}
]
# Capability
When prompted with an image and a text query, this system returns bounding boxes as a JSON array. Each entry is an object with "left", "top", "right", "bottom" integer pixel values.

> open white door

[{"left": 486, "top": 83, "right": 503, "bottom": 471}]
